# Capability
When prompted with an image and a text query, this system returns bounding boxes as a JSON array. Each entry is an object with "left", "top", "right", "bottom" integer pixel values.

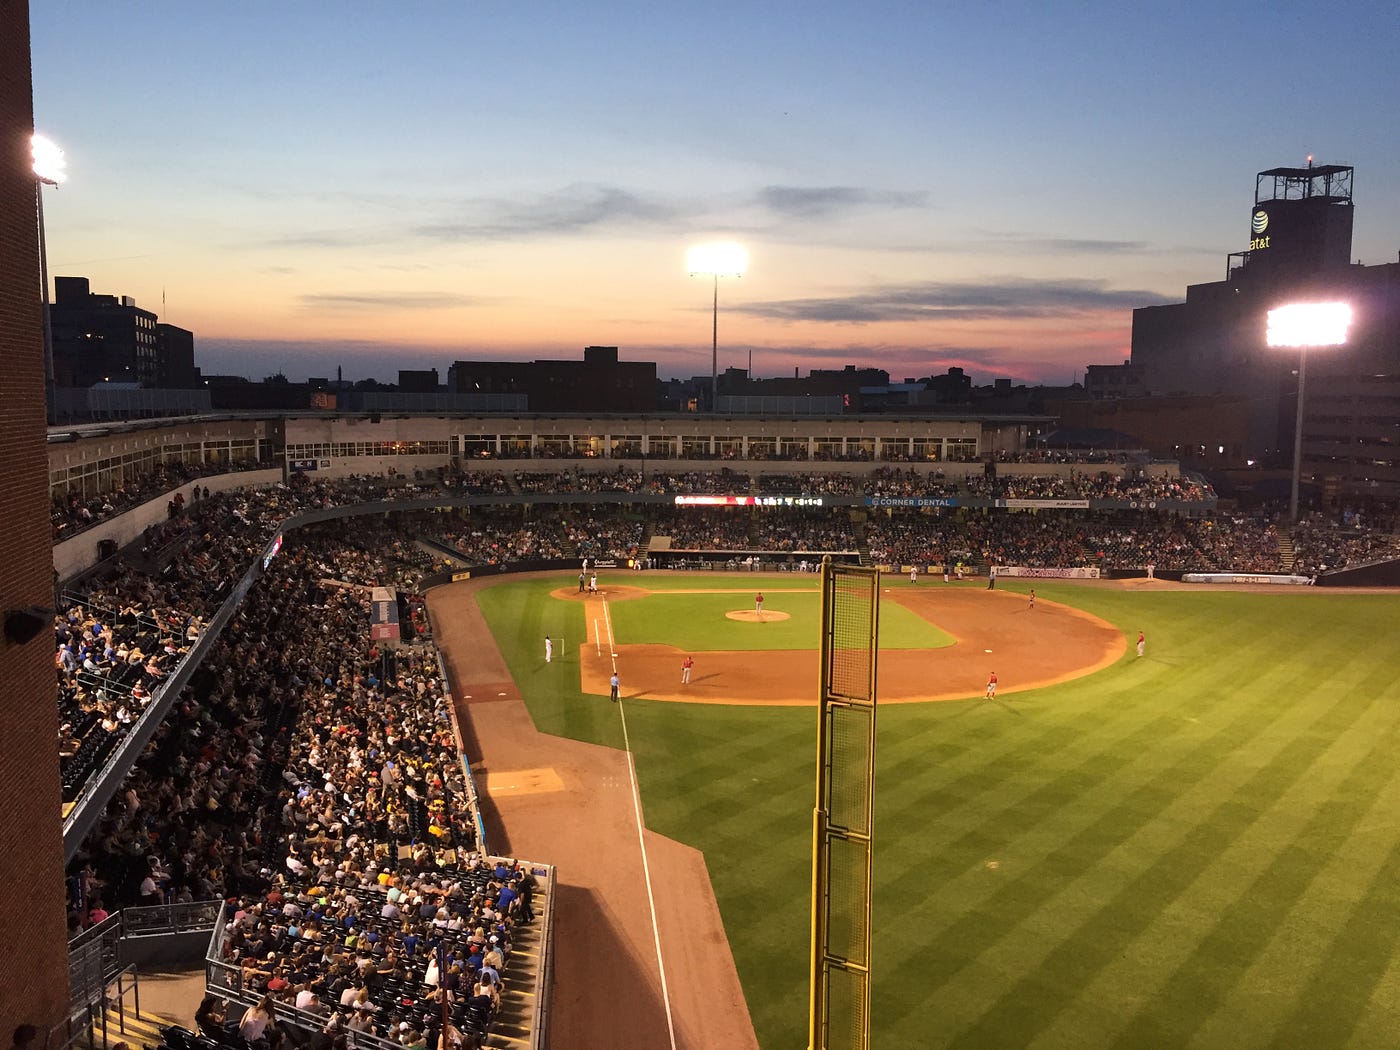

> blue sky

[{"left": 29, "top": 2, "right": 1400, "bottom": 384}]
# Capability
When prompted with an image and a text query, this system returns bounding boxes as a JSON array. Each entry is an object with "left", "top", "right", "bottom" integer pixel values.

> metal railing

[
  {"left": 121, "top": 899, "right": 223, "bottom": 937},
  {"left": 68, "top": 910, "right": 124, "bottom": 979}
]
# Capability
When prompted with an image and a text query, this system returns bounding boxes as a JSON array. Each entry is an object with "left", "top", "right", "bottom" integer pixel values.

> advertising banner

[
  {"left": 1182, "top": 573, "right": 1313, "bottom": 586},
  {"left": 992, "top": 565, "right": 1101, "bottom": 579},
  {"left": 999, "top": 499, "right": 1091, "bottom": 510},
  {"left": 866, "top": 496, "right": 958, "bottom": 508}
]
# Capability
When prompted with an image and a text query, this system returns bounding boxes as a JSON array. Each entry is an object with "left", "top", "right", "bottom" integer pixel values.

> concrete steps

[{"left": 91, "top": 1000, "right": 181, "bottom": 1050}]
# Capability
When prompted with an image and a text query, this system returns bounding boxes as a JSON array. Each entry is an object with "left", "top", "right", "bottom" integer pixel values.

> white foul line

[
  {"left": 603, "top": 595, "right": 619, "bottom": 673},
  {"left": 603, "top": 595, "right": 675, "bottom": 1047},
  {"left": 618, "top": 693, "right": 678, "bottom": 1050},
  {"left": 593, "top": 617, "right": 601, "bottom": 656}
]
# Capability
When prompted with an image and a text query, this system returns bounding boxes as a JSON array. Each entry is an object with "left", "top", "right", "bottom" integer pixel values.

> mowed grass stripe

[
  {"left": 875, "top": 650, "right": 1301, "bottom": 938},
  {"left": 925, "top": 661, "right": 1393, "bottom": 1047},
  {"left": 1270, "top": 828, "right": 1400, "bottom": 1049},
  {"left": 1188, "top": 748, "right": 1400, "bottom": 1048},
  {"left": 623, "top": 698, "right": 813, "bottom": 1042},
  {"left": 1101, "top": 696, "right": 1400, "bottom": 1048},
  {"left": 874, "top": 604, "right": 1387, "bottom": 1043}
]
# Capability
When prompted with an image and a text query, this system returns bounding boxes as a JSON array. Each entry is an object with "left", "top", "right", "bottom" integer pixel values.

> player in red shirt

[
  {"left": 755, "top": 592, "right": 764, "bottom": 618},
  {"left": 681, "top": 655, "right": 693, "bottom": 684},
  {"left": 985, "top": 671, "right": 998, "bottom": 699}
]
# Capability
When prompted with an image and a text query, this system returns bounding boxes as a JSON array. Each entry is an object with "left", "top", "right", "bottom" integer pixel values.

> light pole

[
  {"left": 32, "top": 134, "right": 67, "bottom": 416},
  {"left": 687, "top": 242, "right": 747, "bottom": 411},
  {"left": 1266, "top": 302, "right": 1352, "bottom": 522}
]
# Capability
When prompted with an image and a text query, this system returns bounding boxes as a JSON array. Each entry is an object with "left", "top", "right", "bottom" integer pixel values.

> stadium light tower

[
  {"left": 32, "top": 134, "right": 67, "bottom": 413},
  {"left": 1266, "top": 301, "right": 1351, "bottom": 522},
  {"left": 687, "top": 242, "right": 747, "bottom": 411}
]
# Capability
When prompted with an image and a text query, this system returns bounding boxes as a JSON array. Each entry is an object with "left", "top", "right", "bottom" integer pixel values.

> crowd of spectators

[
  {"left": 965, "top": 471, "right": 1215, "bottom": 502},
  {"left": 1291, "top": 517, "right": 1400, "bottom": 574},
  {"left": 651, "top": 507, "right": 857, "bottom": 553},
  {"left": 444, "top": 471, "right": 510, "bottom": 496},
  {"left": 749, "top": 510, "right": 858, "bottom": 552},
  {"left": 756, "top": 473, "right": 861, "bottom": 497},
  {"left": 68, "top": 522, "right": 525, "bottom": 1046},
  {"left": 865, "top": 510, "right": 1282, "bottom": 572},
  {"left": 432, "top": 511, "right": 572, "bottom": 564},
  {"left": 650, "top": 508, "right": 754, "bottom": 551},
  {"left": 994, "top": 449, "right": 1135, "bottom": 464},
  {"left": 867, "top": 467, "right": 959, "bottom": 499},
  {"left": 55, "top": 590, "right": 202, "bottom": 805},
  {"left": 51, "top": 458, "right": 276, "bottom": 541}
]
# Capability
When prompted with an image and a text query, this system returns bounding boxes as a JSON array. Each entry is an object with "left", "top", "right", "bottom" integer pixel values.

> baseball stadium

[
  {"left": 7, "top": 9, "right": 1400, "bottom": 1050},
  {"left": 15, "top": 434, "right": 1400, "bottom": 1050}
]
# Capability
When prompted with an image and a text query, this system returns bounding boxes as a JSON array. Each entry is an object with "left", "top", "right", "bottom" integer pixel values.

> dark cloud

[
  {"left": 1000, "top": 236, "right": 1150, "bottom": 255},
  {"left": 733, "top": 277, "right": 1176, "bottom": 324},
  {"left": 298, "top": 292, "right": 486, "bottom": 310},
  {"left": 755, "top": 185, "right": 927, "bottom": 218},
  {"left": 417, "top": 184, "right": 687, "bottom": 241}
]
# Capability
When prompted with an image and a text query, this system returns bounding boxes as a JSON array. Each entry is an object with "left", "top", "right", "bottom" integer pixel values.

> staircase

[
  {"left": 489, "top": 903, "right": 547, "bottom": 1048},
  {"left": 1276, "top": 533, "right": 1297, "bottom": 572},
  {"left": 91, "top": 999, "right": 181, "bottom": 1050}
]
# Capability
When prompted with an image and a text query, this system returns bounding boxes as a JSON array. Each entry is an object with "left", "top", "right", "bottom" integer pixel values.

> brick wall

[{"left": 0, "top": 0, "right": 73, "bottom": 1036}]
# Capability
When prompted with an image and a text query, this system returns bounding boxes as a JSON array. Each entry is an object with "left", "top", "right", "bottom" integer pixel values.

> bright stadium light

[
  {"left": 32, "top": 134, "right": 67, "bottom": 185},
  {"left": 1266, "top": 302, "right": 1351, "bottom": 348},
  {"left": 687, "top": 242, "right": 748, "bottom": 410},
  {"left": 1267, "top": 302, "right": 1352, "bottom": 521}
]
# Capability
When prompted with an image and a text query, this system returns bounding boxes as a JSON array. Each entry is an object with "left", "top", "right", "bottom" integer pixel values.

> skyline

[{"left": 29, "top": 3, "right": 1400, "bottom": 385}]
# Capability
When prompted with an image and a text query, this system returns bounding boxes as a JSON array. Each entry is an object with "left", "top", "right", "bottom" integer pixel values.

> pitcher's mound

[{"left": 726, "top": 610, "right": 791, "bottom": 622}]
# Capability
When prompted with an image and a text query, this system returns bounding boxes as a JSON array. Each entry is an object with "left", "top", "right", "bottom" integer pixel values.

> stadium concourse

[{"left": 49, "top": 462, "right": 1400, "bottom": 1048}]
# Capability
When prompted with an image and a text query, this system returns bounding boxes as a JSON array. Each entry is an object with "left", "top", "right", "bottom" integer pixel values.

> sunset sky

[{"left": 28, "top": 3, "right": 1400, "bottom": 385}]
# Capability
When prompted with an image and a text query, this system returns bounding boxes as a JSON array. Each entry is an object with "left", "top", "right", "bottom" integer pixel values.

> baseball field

[{"left": 434, "top": 572, "right": 1400, "bottom": 1048}]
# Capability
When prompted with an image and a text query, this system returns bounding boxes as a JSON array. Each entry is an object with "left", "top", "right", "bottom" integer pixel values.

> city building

[
  {"left": 447, "top": 345, "right": 657, "bottom": 412},
  {"left": 50, "top": 276, "right": 160, "bottom": 387},
  {"left": 1120, "top": 162, "right": 1400, "bottom": 495}
]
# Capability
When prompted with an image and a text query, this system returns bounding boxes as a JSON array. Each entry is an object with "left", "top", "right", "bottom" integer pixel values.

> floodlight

[
  {"left": 1267, "top": 301, "right": 1352, "bottom": 522},
  {"left": 687, "top": 242, "right": 748, "bottom": 277},
  {"left": 32, "top": 134, "right": 67, "bottom": 185},
  {"left": 1266, "top": 302, "right": 1351, "bottom": 348},
  {"left": 687, "top": 242, "right": 749, "bottom": 410}
]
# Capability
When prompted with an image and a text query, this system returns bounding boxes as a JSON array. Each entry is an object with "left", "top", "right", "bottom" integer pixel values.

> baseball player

[
  {"left": 545, "top": 636, "right": 553, "bottom": 663},
  {"left": 755, "top": 592, "right": 764, "bottom": 618},
  {"left": 985, "top": 671, "right": 998, "bottom": 700},
  {"left": 909, "top": 565, "right": 918, "bottom": 584},
  {"left": 681, "top": 655, "right": 693, "bottom": 684},
  {"left": 1137, "top": 631, "right": 1145, "bottom": 657},
  {"left": 1028, "top": 589, "right": 1035, "bottom": 610}
]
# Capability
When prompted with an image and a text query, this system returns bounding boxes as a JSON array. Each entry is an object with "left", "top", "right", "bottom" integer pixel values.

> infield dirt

[{"left": 569, "top": 581, "right": 1124, "bottom": 704}]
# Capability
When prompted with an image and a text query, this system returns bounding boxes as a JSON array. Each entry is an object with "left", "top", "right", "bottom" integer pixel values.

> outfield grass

[
  {"left": 476, "top": 577, "right": 1400, "bottom": 1048},
  {"left": 606, "top": 587, "right": 953, "bottom": 651}
]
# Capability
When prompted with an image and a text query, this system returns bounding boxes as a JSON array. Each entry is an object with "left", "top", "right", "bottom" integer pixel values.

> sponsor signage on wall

[
  {"left": 866, "top": 496, "right": 958, "bottom": 508},
  {"left": 993, "top": 565, "right": 1101, "bottom": 579}
]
